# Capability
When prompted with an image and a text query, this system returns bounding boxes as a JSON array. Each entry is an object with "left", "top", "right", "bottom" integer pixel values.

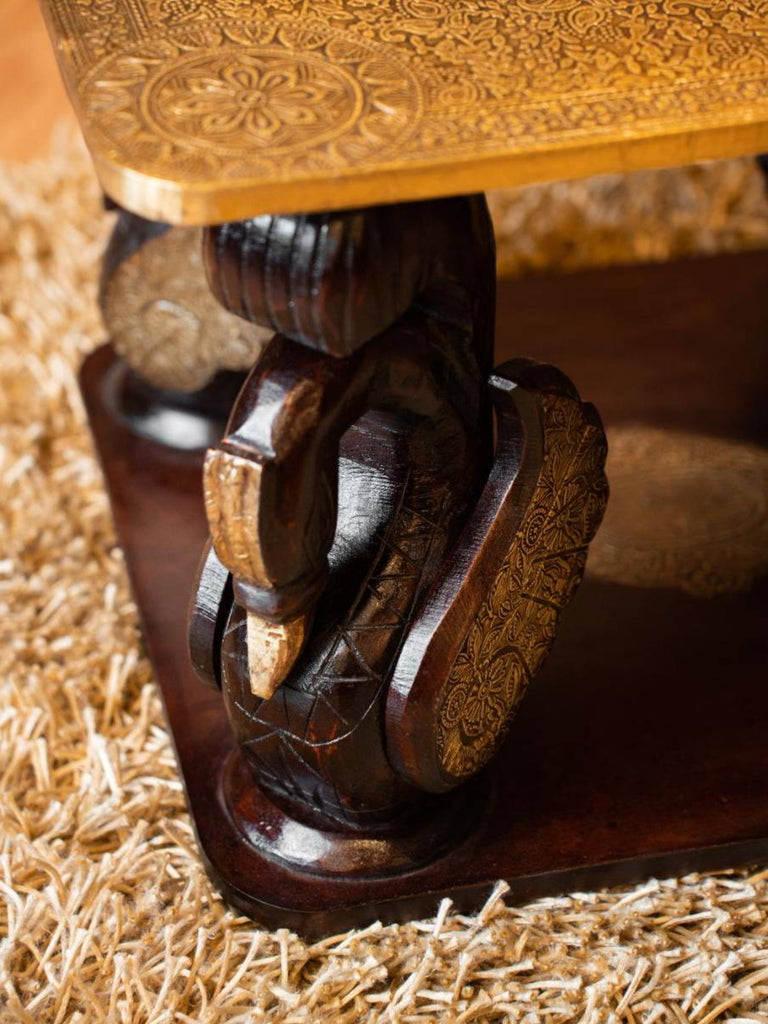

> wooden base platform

[{"left": 81, "top": 250, "right": 768, "bottom": 937}]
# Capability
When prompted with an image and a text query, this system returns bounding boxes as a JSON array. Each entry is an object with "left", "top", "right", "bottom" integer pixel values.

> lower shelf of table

[{"left": 80, "top": 249, "right": 768, "bottom": 937}]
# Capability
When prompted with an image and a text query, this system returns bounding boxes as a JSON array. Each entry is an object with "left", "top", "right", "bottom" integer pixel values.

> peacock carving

[{"left": 187, "top": 195, "right": 608, "bottom": 871}]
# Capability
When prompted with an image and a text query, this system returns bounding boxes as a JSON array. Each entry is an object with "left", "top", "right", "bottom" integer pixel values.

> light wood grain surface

[{"left": 0, "top": 0, "right": 74, "bottom": 160}]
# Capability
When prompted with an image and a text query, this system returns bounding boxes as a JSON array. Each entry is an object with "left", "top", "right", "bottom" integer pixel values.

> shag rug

[{"left": 1, "top": 137, "right": 767, "bottom": 1024}]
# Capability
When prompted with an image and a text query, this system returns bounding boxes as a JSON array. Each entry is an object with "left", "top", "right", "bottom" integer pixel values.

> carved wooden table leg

[{"left": 187, "top": 195, "right": 608, "bottom": 881}]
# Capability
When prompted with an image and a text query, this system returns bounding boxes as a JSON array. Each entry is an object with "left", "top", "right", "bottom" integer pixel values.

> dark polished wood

[
  {"left": 81, "top": 249, "right": 768, "bottom": 937},
  {"left": 195, "top": 196, "right": 497, "bottom": 837},
  {"left": 194, "top": 196, "right": 606, "bottom": 852},
  {"left": 200, "top": 326, "right": 491, "bottom": 834},
  {"left": 200, "top": 196, "right": 495, "bottom": 634},
  {"left": 204, "top": 197, "right": 495, "bottom": 359}
]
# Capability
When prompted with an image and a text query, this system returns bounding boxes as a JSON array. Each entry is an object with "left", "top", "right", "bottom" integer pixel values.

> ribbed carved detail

[{"left": 203, "top": 196, "right": 495, "bottom": 360}]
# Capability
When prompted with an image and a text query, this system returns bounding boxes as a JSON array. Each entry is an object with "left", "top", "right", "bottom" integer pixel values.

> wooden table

[{"left": 40, "top": 0, "right": 768, "bottom": 936}]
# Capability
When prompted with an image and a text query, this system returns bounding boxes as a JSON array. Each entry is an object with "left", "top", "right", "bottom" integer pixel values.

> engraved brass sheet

[
  {"left": 40, "top": 1, "right": 768, "bottom": 224},
  {"left": 436, "top": 392, "right": 608, "bottom": 784}
]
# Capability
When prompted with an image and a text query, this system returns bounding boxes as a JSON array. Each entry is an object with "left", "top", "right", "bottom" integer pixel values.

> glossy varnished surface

[
  {"left": 41, "top": 0, "right": 768, "bottom": 223},
  {"left": 194, "top": 195, "right": 499, "bottom": 832},
  {"left": 81, "top": 249, "right": 768, "bottom": 935}
]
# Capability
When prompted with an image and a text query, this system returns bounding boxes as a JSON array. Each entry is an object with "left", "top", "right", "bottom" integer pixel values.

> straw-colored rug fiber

[{"left": 1, "top": 138, "right": 767, "bottom": 1023}]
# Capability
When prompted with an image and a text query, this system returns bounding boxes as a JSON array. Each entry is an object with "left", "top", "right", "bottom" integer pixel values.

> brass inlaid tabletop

[{"left": 40, "top": 0, "right": 768, "bottom": 224}]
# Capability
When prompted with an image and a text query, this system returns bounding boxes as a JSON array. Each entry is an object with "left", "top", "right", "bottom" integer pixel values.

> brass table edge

[{"left": 92, "top": 116, "right": 768, "bottom": 226}]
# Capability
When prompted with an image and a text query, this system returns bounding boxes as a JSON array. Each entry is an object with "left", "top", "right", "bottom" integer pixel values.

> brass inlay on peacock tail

[{"left": 436, "top": 392, "right": 608, "bottom": 782}]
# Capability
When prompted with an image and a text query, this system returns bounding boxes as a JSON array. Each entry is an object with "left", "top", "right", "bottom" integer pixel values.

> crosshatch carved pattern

[
  {"left": 436, "top": 393, "right": 608, "bottom": 783},
  {"left": 43, "top": 0, "right": 768, "bottom": 204}
]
